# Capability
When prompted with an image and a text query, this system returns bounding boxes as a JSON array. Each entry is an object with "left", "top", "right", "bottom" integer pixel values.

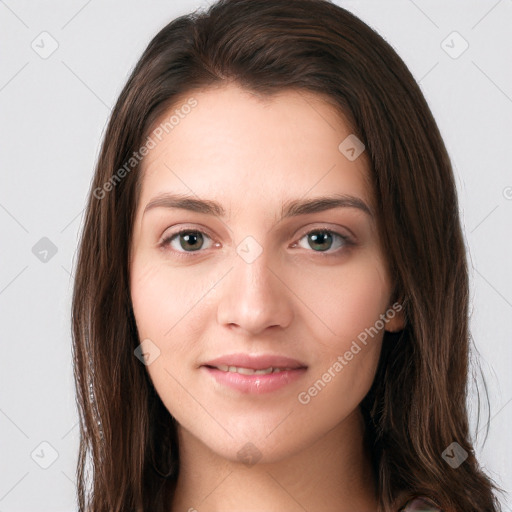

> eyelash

[{"left": 159, "top": 227, "right": 354, "bottom": 258}]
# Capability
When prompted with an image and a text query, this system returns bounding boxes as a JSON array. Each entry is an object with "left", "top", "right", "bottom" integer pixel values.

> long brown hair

[{"left": 71, "top": 0, "right": 503, "bottom": 510}]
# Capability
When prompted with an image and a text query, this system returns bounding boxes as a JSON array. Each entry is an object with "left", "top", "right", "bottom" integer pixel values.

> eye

[
  {"left": 161, "top": 229, "right": 214, "bottom": 254},
  {"left": 293, "top": 229, "right": 352, "bottom": 254}
]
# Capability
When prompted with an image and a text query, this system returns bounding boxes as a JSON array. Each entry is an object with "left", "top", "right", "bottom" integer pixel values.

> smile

[
  {"left": 201, "top": 365, "right": 307, "bottom": 394},
  {"left": 211, "top": 365, "right": 295, "bottom": 375}
]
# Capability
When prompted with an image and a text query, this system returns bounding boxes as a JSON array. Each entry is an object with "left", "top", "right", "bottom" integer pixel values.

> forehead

[{"left": 137, "top": 83, "right": 373, "bottom": 218}]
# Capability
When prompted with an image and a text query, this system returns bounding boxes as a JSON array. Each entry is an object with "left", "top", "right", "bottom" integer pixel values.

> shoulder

[{"left": 399, "top": 496, "right": 443, "bottom": 511}]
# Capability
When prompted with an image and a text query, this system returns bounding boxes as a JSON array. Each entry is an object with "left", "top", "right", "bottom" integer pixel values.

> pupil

[{"left": 309, "top": 231, "right": 332, "bottom": 251}]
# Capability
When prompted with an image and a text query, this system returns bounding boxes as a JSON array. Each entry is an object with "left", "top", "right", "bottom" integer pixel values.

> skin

[{"left": 129, "top": 83, "right": 405, "bottom": 512}]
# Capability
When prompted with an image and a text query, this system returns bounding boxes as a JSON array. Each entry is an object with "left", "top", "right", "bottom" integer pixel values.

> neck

[{"left": 170, "top": 408, "right": 378, "bottom": 512}]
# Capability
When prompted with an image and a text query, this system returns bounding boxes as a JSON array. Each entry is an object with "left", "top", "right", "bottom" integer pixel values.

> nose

[{"left": 216, "top": 243, "right": 294, "bottom": 336}]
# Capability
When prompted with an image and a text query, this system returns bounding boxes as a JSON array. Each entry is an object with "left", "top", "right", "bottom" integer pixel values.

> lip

[{"left": 200, "top": 353, "right": 308, "bottom": 394}]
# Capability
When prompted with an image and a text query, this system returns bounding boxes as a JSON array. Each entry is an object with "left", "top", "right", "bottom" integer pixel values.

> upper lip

[{"left": 201, "top": 353, "right": 307, "bottom": 370}]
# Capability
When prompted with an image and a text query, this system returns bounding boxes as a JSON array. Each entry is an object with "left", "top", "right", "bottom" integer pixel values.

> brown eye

[
  {"left": 296, "top": 230, "right": 351, "bottom": 254},
  {"left": 162, "top": 230, "right": 213, "bottom": 253}
]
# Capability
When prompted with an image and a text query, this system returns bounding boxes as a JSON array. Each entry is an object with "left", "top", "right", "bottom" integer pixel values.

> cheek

[
  {"left": 130, "top": 255, "right": 211, "bottom": 342},
  {"left": 291, "top": 258, "right": 389, "bottom": 431},
  {"left": 130, "top": 256, "right": 207, "bottom": 420},
  {"left": 296, "top": 252, "right": 391, "bottom": 357},
  {"left": 129, "top": 254, "right": 222, "bottom": 396}
]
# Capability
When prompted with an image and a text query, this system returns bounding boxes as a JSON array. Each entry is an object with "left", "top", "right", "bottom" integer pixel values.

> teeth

[{"left": 215, "top": 365, "right": 293, "bottom": 375}]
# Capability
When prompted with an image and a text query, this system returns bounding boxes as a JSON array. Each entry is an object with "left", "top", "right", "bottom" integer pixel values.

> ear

[{"left": 384, "top": 295, "right": 406, "bottom": 333}]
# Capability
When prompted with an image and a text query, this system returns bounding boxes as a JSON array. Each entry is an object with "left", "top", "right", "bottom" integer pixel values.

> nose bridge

[
  {"left": 237, "top": 242, "right": 276, "bottom": 297},
  {"left": 216, "top": 235, "right": 293, "bottom": 334}
]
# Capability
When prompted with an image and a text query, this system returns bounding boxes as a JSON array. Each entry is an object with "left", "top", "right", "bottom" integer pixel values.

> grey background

[{"left": 1, "top": 0, "right": 511, "bottom": 510}]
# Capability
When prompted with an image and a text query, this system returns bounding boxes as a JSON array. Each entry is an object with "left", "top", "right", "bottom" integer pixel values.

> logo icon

[
  {"left": 442, "top": 441, "right": 468, "bottom": 468},
  {"left": 32, "top": 237, "right": 58, "bottom": 263},
  {"left": 31, "top": 441, "right": 59, "bottom": 469},
  {"left": 441, "top": 31, "right": 469, "bottom": 59},
  {"left": 237, "top": 442, "right": 263, "bottom": 467},
  {"left": 338, "top": 134, "right": 365, "bottom": 161},
  {"left": 31, "top": 32, "right": 59, "bottom": 59},
  {"left": 236, "top": 236, "right": 263, "bottom": 264},
  {"left": 134, "top": 338, "right": 161, "bottom": 365}
]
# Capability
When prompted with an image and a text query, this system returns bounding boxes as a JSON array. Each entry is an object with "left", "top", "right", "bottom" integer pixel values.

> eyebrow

[{"left": 142, "top": 192, "right": 373, "bottom": 220}]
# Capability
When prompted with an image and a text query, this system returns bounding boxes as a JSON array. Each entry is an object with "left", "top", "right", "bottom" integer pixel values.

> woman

[{"left": 71, "top": 0, "right": 503, "bottom": 510}]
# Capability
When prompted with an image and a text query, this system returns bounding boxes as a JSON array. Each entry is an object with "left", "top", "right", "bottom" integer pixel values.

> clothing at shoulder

[{"left": 399, "top": 496, "right": 443, "bottom": 511}]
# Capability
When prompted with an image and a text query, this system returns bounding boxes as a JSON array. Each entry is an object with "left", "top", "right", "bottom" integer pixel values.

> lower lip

[{"left": 201, "top": 366, "right": 307, "bottom": 394}]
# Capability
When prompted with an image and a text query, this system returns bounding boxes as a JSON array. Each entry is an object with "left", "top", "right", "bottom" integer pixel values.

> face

[{"left": 129, "top": 83, "right": 404, "bottom": 463}]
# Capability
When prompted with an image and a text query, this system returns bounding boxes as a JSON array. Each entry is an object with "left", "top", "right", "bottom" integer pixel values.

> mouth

[
  {"left": 200, "top": 353, "right": 308, "bottom": 394},
  {"left": 205, "top": 364, "right": 300, "bottom": 375}
]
